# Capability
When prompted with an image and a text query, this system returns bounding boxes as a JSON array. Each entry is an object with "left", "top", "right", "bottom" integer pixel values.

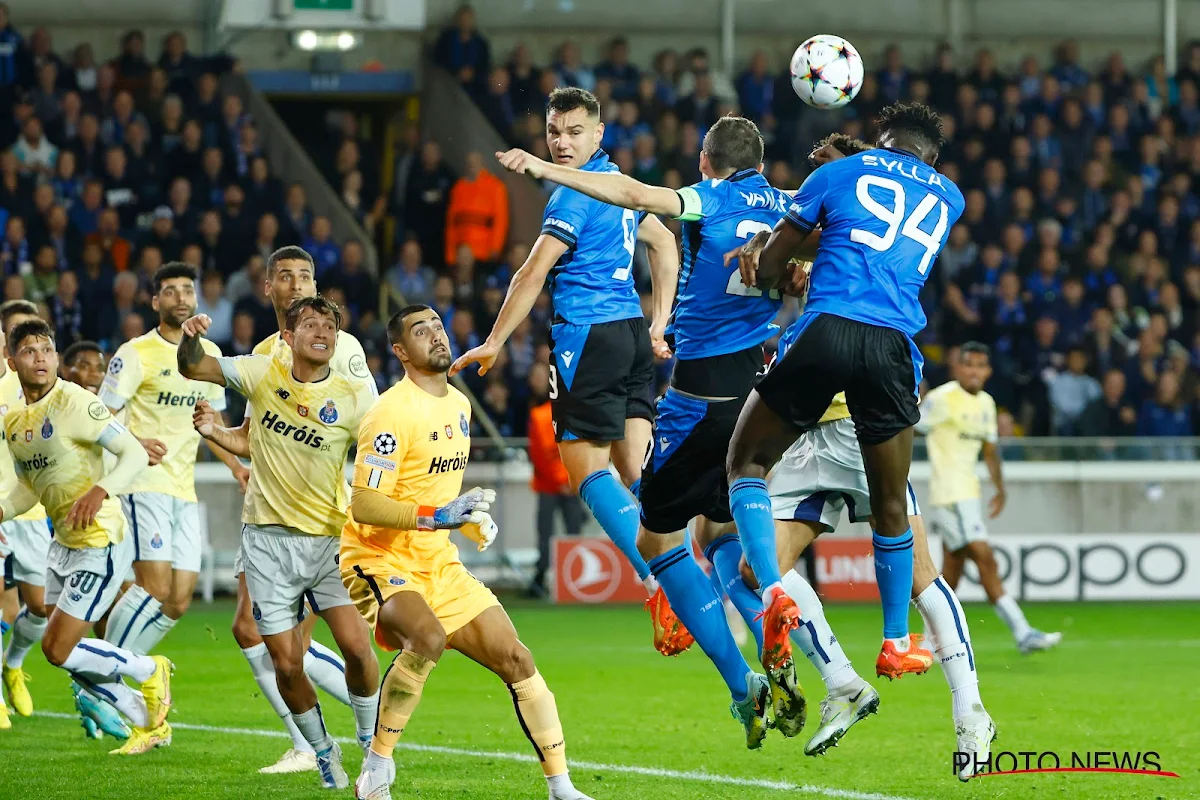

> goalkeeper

[{"left": 340, "top": 304, "right": 595, "bottom": 800}]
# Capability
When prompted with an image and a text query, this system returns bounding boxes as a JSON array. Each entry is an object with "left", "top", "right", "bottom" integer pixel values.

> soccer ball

[{"left": 789, "top": 34, "right": 865, "bottom": 109}]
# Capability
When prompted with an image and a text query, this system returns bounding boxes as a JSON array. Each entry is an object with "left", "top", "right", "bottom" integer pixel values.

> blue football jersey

[
  {"left": 540, "top": 150, "right": 645, "bottom": 325},
  {"left": 670, "top": 169, "right": 791, "bottom": 360},
  {"left": 786, "top": 148, "right": 964, "bottom": 337}
]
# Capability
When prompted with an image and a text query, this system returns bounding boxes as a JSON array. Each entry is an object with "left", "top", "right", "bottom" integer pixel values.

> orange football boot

[
  {"left": 755, "top": 585, "right": 807, "bottom": 736},
  {"left": 875, "top": 633, "right": 934, "bottom": 680},
  {"left": 645, "top": 586, "right": 694, "bottom": 656}
]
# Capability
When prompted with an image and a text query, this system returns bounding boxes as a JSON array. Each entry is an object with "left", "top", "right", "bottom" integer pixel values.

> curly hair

[
  {"left": 876, "top": 102, "right": 945, "bottom": 152},
  {"left": 817, "top": 132, "right": 872, "bottom": 156}
]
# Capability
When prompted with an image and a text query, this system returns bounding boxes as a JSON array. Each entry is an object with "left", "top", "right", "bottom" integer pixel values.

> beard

[
  {"left": 162, "top": 305, "right": 196, "bottom": 329},
  {"left": 428, "top": 349, "right": 453, "bottom": 373}
]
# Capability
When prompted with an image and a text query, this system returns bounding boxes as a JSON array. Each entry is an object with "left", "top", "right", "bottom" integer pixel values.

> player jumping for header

[
  {"left": 726, "top": 103, "right": 963, "bottom": 685},
  {"left": 451, "top": 87, "right": 691, "bottom": 653},
  {"left": 493, "top": 114, "right": 812, "bottom": 746}
]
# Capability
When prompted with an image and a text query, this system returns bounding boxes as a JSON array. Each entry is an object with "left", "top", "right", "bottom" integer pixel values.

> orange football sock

[
  {"left": 371, "top": 650, "right": 435, "bottom": 758},
  {"left": 508, "top": 671, "right": 568, "bottom": 777}
]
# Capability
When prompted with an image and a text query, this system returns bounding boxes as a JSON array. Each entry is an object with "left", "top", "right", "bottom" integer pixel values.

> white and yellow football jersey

[
  {"left": 4, "top": 380, "right": 127, "bottom": 548},
  {"left": 219, "top": 354, "right": 375, "bottom": 538},
  {"left": 0, "top": 368, "right": 47, "bottom": 522},
  {"left": 100, "top": 329, "right": 227, "bottom": 502},
  {"left": 920, "top": 381, "right": 998, "bottom": 507}
]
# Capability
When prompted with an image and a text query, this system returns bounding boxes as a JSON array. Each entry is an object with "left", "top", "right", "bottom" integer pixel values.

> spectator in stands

[
  {"left": 553, "top": 41, "right": 595, "bottom": 93},
  {"left": 165, "top": 175, "right": 197, "bottom": 238},
  {"left": 250, "top": 211, "right": 279, "bottom": 263},
  {"left": 76, "top": 241, "right": 113, "bottom": 338},
  {"left": 445, "top": 150, "right": 508, "bottom": 265},
  {"left": 433, "top": 4, "right": 491, "bottom": 94},
  {"left": 23, "top": 244, "right": 58, "bottom": 302},
  {"left": 602, "top": 100, "right": 650, "bottom": 151},
  {"left": 280, "top": 181, "right": 312, "bottom": 246},
  {"left": 326, "top": 238, "right": 375, "bottom": 316},
  {"left": 404, "top": 142, "right": 455, "bottom": 266},
  {"left": 140, "top": 205, "right": 181, "bottom": 262},
  {"left": 1138, "top": 370, "right": 1193, "bottom": 446},
  {"left": 219, "top": 182, "right": 253, "bottom": 260},
  {"left": 388, "top": 239, "right": 436, "bottom": 306},
  {"left": 101, "top": 146, "right": 138, "bottom": 228},
  {"left": 49, "top": 90, "right": 82, "bottom": 148},
  {"left": 14, "top": 116, "right": 56, "bottom": 177},
  {"left": 141, "top": 68, "right": 170, "bottom": 128},
  {"left": 675, "top": 70, "right": 720, "bottom": 131},
  {"left": 31, "top": 62, "right": 63, "bottom": 124},
  {"left": 101, "top": 90, "right": 144, "bottom": 146},
  {"left": 51, "top": 269, "right": 82, "bottom": 345},
  {"left": 448, "top": 306, "right": 479, "bottom": 360},
  {"left": 1079, "top": 368, "right": 1137, "bottom": 436},
  {"left": 232, "top": 121, "right": 261, "bottom": 179},
  {"left": 0, "top": 3, "right": 22, "bottom": 96},
  {"left": 192, "top": 209, "right": 225, "bottom": 274},
  {"left": 167, "top": 118, "right": 203, "bottom": 184},
  {"left": 450, "top": 243, "right": 482, "bottom": 309},
  {"left": 2, "top": 275, "right": 22, "bottom": 302},
  {"left": 243, "top": 155, "right": 283, "bottom": 220},
  {"left": 1085, "top": 306, "right": 1129, "bottom": 377},
  {"left": 114, "top": 29, "right": 150, "bottom": 81},
  {"left": 233, "top": 258, "right": 276, "bottom": 341},
  {"left": 595, "top": 37, "right": 639, "bottom": 100},
  {"left": 736, "top": 50, "right": 775, "bottom": 124},
  {"left": 196, "top": 268, "right": 232, "bottom": 346},
  {"left": 35, "top": 203, "right": 80, "bottom": 269},
  {"left": 86, "top": 207, "right": 130, "bottom": 272},
  {"left": 1049, "top": 347, "right": 1102, "bottom": 434},
  {"left": 507, "top": 44, "right": 543, "bottom": 117},
  {"left": 303, "top": 215, "right": 341, "bottom": 278},
  {"left": 159, "top": 31, "right": 198, "bottom": 98},
  {"left": 430, "top": 274, "right": 455, "bottom": 326},
  {"left": 479, "top": 65, "right": 516, "bottom": 145},
  {"left": 228, "top": 310, "right": 255, "bottom": 356},
  {"left": 195, "top": 146, "right": 227, "bottom": 208}
]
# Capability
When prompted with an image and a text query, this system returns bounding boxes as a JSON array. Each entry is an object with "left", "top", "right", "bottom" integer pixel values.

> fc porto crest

[
  {"left": 319, "top": 399, "right": 338, "bottom": 424},
  {"left": 41, "top": 417, "right": 53, "bottom": 439},
  {"left": 388, "top": 576, "right": 406, "bottom": 586},
  {"left": 459, "top": 411, "right": 469, "bottom": 437},
  {"left": 150, "top": 532, "right": 164, "bottom": 549}
]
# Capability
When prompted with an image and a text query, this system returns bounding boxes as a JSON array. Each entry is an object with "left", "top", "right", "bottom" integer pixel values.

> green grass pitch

[{"left": 1, "top": 599, "right": 1197, "bottom": 799}]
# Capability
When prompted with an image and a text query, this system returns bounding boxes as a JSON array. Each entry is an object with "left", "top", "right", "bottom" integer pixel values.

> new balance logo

[
  {"left": 561, "top": 351, "right": 575, "bottom": 368},
  {"left": 275, "top": 388, "right": 291, "bottom": 400},
  {"left": 429, "top": 431, "right": 438, "bottom": 441},
  {"left": 160, "top": 368, "right": 172, "bottom": 376}
]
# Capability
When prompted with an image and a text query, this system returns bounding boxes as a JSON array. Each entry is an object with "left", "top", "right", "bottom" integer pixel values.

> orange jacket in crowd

[
  {"left": 85, "top": 232, "right": 132, "bottom": 272},
  {"left": 528, "top": 400, "right": 569, "bottom": 495},
  {"left": 445, "top": 168, "right": 509, "bottom": 264}
]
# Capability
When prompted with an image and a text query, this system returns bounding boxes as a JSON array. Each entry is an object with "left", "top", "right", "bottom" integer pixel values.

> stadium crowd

[{"left": 6, "top": 0, "right": 1200, "bottom": 441}]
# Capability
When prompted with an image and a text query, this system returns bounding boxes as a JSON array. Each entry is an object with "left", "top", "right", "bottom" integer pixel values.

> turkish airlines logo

[{"left": 561, "top": 540, "right": 623, "bottom": 602}]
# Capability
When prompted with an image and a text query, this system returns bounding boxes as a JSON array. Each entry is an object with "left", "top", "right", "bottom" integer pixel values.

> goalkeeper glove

[
  {"left": 460, "top": 511, "right": 498, "bottom": 552},
  {"left": 417, "top": 486, "right": 496, "bottom": 530}
]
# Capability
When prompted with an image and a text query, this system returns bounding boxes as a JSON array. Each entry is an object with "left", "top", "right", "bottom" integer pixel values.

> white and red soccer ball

[{"left": 790, "top": 34, "right": 865, "bottom": 109}]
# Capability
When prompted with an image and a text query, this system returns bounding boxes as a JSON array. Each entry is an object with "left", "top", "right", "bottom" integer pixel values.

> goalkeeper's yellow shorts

[{"left": 341, "top": 552, "right": 499, "bottom": 649}]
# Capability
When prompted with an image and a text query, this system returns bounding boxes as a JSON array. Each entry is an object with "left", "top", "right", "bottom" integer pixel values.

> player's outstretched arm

[
  {"left": 496, "top": 149, "right": 683, "bottom": 218},
  {"left": 637, "top": 214, "right": 679, "bottom": 359},
  {"left": 350, "top": 486, "right": 495, "bottom": 532},
  {"left": 450, "top": 234, "right": 567, "bottom": 377},
  {"left": 176, "top": 314, "right": 227, "bottom": 385}
]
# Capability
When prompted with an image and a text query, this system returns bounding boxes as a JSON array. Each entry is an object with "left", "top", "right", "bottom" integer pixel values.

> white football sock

[
  {"left": 349, "top": 689, "right": 380, "bottom": 746},
  {"left": 546, "top": 772, "right": 575, "bottom": 795},
  {"left": 760, "top": 580, "right": 783, "bottom": 609},
  {"left": 241, "top": 643, "right": 314, "bottom": 753},
  {"left": 365, "top": 748, "right": 392, "bottom": 771},
  {"left": 914, "top": 577, "right": 981, "bottom": 719},
  {"left": 304, "top": 641, "right": 351, "bottom": 705},
  {"left": 129, "top": 611, "right": 177, "bottom": 656},
  {"left": 104, "top": 585, "right": 163, "bottom": 651},
  {"left": 885, "top": 635, "right": 912, "bottom": 651},
  {"left": 4, "top": 608, "right": 47, "bottom": 668},
  {"left": 61, "top": 639, "right": 156, "bottom": 683},
  {"left": 75, "top": 674, "right": 149, "bottom": 728},
  {"left": 993, "top": 594, "right": 1032, "bottom": 642},
  {"left": 781, "top": 569, "right": 859, "bottom": 691},
  {"left": 642, "top": 575, "right": 659, "bottom": 595},
  {"left": 292, "top": 703, "right": 334, "bottom": 754}
]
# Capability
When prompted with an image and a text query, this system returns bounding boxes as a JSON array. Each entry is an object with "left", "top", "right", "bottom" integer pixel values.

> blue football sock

[
  {"left": 728, "top": 478, "right": 782, "bottom": 591},
  {"left": 703, "top": 534, "right": 764, "bottom": 652},
  {"left": 579, "top": 470, "right": 651, "bottom": 581},
  {"left": 629, "top": 478, "right": 641, "bottom": 499},
  {"left": 650, "top": 544, "right": 752, "bottom": 702},
  {"left": 872, "top": 528, "right": 915, "bottom": 639}
]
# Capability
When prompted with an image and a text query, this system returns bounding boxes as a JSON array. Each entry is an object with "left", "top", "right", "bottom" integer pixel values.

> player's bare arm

[
  {"left": 104, "top": 386, "right": 168, "bottom": 466},
  {"left": 981, "top": 440, "right": 1007, "bottom": 518},
  {"left": 201, "top": 407, "right": 250, "bottom": 490},
  {"left": 449, "top": 234, "right": 568, "bottom": 377},
  {"left": 176, "top": 314, "right": 227, "bottom": 385},
  {"left": 193, "top": 399, "right": 251, "bottom": 460},
  {"left": 0, "top": 476, "right": 39, "bottom": 532},
  {"left": 637, "top": 214, "right": 679, "bottom": 359},
  {"left": 497, "top": 148, "right": 684, "bottom": 218}
]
